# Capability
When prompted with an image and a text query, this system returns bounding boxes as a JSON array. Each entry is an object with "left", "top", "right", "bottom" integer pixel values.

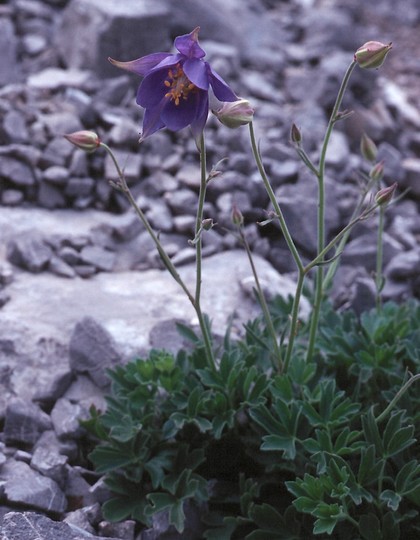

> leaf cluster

[{"left": 82, "top": 300, "right": 420, "bottom": 538}]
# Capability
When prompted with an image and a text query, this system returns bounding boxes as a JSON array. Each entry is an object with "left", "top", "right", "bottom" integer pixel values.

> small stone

[
  {"left": 69, "top": 316, "right": 121, "bottom": 388},
  {"left": 0, "top": 156, "right": 36, "bottom": 187},
  {"left": 64, "top": 470, "right": 97, "bottom": 511},
  {"left": 50, "top": 398, "right": 85, "bottom": 439},
  {"left": 2, "top": 461, "right": 67, "bottom": 513},
  {"left": 1, "top": 189, "right": 24, "bottom": 206},
  {"left": 4, "top": 398, "right": 52, "bottom": 446},
  {"left": 37, "top": 181, "right": 67, "bottom": 209},
  {"left": 7, "top": 235, "right": 53, "bottom": 273},
  {"left": 65, "top": 177, "right": 95, "bottom": 198},
  {"left": 48, "top": 255, "right": 77, "bottom": 278},
  {"left": 98, "top": 520, "right": 136, "bottom": 540},
  {"left": 79, "top": 245, "right": 116, "bottom": 272},
  {"left": 31, "top": 431, "right": 68, "bottom": 486},
  {"left": 386, "top": 249, "right": 420, "bottom": 280},
  {"left": 2, "top": 110, "right": 29, "bottom": 144},
  {"left": 42, "top": 165, "right": 70, "bottom": 186}
]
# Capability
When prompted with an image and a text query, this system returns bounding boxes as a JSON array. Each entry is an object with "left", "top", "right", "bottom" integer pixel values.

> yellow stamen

[{"left": 164, "top": 63, "right": 197, "bottom": 105}]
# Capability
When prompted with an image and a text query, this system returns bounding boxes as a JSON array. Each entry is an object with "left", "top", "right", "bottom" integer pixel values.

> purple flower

[{"left": 109, "top": 27, "right": 238, "bottom": 141}]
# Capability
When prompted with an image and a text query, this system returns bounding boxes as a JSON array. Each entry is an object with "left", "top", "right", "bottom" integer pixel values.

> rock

[
  {"left": 57, "top": 0, "right": 170, "bottom": 78},
  {"left": 79, "top": 245, "right": 116, "bottom": 272},
  {"left": 31, "top": 430, "right": 69, "bottom": 486},
  {"left": 27, "top": 68, "right": 93, "bottom": 90},
  {"left": 1, "top": 461, "right": 67, "bottom": 513},
  {"left": 0, "top": 157, "right": 36, "bottom": 187},
  {"left": 4, "top": 398, "right": 51, "bottom": 446},
  {"left": 340, "top": 232, "right": 403, "bottom": 273},
  {"left": 0, "top": 511, "right": 122, "bottom": 540},
  {"left": 68, "top": 316, "right": 122, "bottom": 388},
  {"left": 401, "top": 157, "right": 420, "bottom": 198},
  {"left": 50, "top": 398, "right": 85, "bottom": 439},
  {"left": 386, "top": 248, "right": 420, "bottom": 280},
  {"left": 7, "top": 234, "right": 53, "bottom": 273},
  {"left": 0, "top": 18, "right": 19, "bottom": 85}
]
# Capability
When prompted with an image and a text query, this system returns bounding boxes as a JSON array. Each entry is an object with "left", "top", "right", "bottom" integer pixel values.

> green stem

[
  {"left": 376, "top": 373, "right": 420, "bottom": 424},
  {"left": 194, "top": 134, "right": 216, "bottom": 369},
  {"left": 305, "top": 60, "right": 357, "bottom": 363},
  {"left": 101, "top": 141, "right": 215, "bottom": 369},
  {"left": 249, "top": 122, "right": 304, "bottom": 274},
  {"left": 283, "top": 268, "right": 305, "bottom": 373},
  {"left": 239, "top": 229, "right": 283, "bottom": 371},
  {"left": 306, "top": 204, "right": 379, "bottom": 273},
  {"left": 100, "top": 143, "right": 194, "bottom": 304},
  {"left": 375, "top": 206, "right": 385, "bottom": 310}
]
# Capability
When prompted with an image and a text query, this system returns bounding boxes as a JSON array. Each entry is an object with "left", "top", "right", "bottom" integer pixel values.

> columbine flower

[
  {"left": 213, "top": 98, "right": 254, "bottom": 129},
  {"left": 64, "top": 130, "right": 100, "bottom": 153},
  {"left": 109, "top": 27, "right": 237, "bottom": 141},
  {"left": 354, "top": 41, "right": 392, "bottom": 69}
]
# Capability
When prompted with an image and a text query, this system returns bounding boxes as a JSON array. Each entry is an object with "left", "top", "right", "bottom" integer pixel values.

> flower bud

[
  {"left": 291, "top": 123, "right": 302, "bottom": 144},
  {"left": 375, "top": 182, "right": 397, "bottom": 206},
  {"left": 64, "top": 130, "right": 100, "bottom": 153},
  {"left": 213, "top": 98, "right": 254, "bottom": 129},
  {"left": 354, "top": 41, "right": 392, "bottom": 69},
  {"left": 231, "top": 204, "right": 244, "bottom": 227},
  {"left": 369, "top": 161, "right": 384, "bottom": 182},
  {"left": 360, "top": 133, "right": 377, "bottom": 163},
  {"left": 202, "top": 218, "right": 214, "bottom": 231}
]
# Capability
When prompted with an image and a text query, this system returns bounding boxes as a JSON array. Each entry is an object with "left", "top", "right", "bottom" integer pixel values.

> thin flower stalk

[
  {"left": 249, "top": 121, "right": 306, "bottom": 372},
  {"left": 194, "top": 134, "right": 216, "bottom": 368},
  {"left": 248, "top": 122, "right": 303, "bottom": 273},
  {"left": 238, "top": 227, "right": 283, "bottom": 371},
  {"left": 305, "top": 60, "right": 357, "bottom": 363},
  {"left": 100, "top": 142, "right": 215, "bottom": 369},
  {"left": 375, "top": 206, "right": 385, "bottom": 310}
]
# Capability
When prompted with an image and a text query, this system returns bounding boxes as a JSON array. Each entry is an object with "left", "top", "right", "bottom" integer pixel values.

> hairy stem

[{"left": 305, "top": 60, "right": 357, "bottom": 362}]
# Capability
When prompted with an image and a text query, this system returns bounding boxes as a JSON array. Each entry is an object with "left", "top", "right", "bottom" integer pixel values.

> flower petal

[
  {"left": 136, "top": 69, "right": 169, "bottom": 108},
  {"left": 174, "top": 27, "right": 206, "bottom": 59},
  {"left": 140, "top": 100, "right": 167, "bottom": 141},
  {"left": 160, "top": 92, "right": 201, "bottom": 131},
  {"left": 209, "top": 66, "right": 238, "bottom": 102},
  {"left": 190, "top": 92, "right": 209, "bottom": 142},
  {"left": 108, "top": 52, "right": 171, "bottom": 76},
  {"left": 183, "top": 58, "right": 209, "bottom": 90}
]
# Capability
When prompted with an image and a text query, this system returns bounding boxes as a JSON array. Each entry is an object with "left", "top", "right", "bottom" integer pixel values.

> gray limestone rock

[
  {"left": 0, "top": 511, "right": 122, "bottom": 540},
  {"left": 4, "top": 398, "right": 51, "bottom": 446},
  {"left": 57, "top": 0, "right": 170, "bottom": 78},
  {"left": 7, "top": 235, "right": 53, "bottom": 273},
  {"left": 1, "top": 461, "right": 67, "bottom": 513},
  {"left": 79, "top": 245, "right": 116, "bottom": 272},
  {"left": 0, "top": 157, "right": 36, "bottom": 187},
  {"left": 31, "top": 430, "right": 68, "bottom": 486},
  {"left": 69, "top": 316, "right": 122, "bottom": 388},
  {"left": 50, "top": 398, "right": 85, "bottom": 439},
  {"left": 0, "top": 18, "right": 19, "bottom": 86}
]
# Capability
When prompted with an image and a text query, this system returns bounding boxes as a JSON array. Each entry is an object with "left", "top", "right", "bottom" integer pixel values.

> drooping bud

[
  {"left": 64, "top": 130, "right": 100, "bottom": 153},
  {"left": 375, "top": 182, "right": 397, "bottom": 206},
  {"left": 360, "top": 133, "right": 377, "bottom": 163},
  {"left": 231, "top": 204, "right": 244, "bottom": 227},
  {"left": 369, "top": 161, "right": 384, "bottom": 182},
  {"left": 202, "top": 218, "right": 214, "bottom": 231},
  {"left": 291, "top": 123, "right": 302, "bottom": 144},
  {"left": 354, "top": 41, "right": 392, "bottom": 69},
  {"left": 213, "top": 98, "right": 254, "bottom": 129}
]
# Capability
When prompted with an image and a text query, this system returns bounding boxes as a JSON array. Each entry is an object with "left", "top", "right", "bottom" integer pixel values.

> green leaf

[
  {"left": 359, "top": 513, "right": 382, "bottom": 540},
  {"left": 261, "top": 435, "right": 296, "bottom": 460},
  {"left": 89, "top": 445, "right": 138, "bottom": 474},
  {"left": 102, "top": 495, "right": 147, "bottom": 523},
  {"left": 380, "top": 489, "right": 402, "bottom": 511}
]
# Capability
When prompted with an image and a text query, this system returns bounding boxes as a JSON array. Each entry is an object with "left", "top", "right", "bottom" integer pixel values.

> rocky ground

[{"left": 0, "top": 0, "right": 420, "bottom": 538}]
